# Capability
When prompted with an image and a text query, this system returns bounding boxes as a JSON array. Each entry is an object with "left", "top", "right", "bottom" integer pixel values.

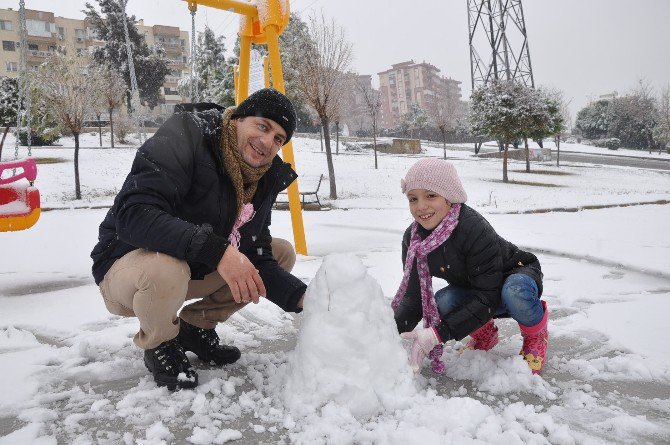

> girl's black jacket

[{"left": 394, "top": 204, "right": 543, "bottom": 341}]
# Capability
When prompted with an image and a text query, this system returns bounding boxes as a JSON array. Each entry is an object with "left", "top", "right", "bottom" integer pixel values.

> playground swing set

[
  {"left": 1, "top": 0, "right": 307, "bottom": 256},
  {"left": 183, "top": 0, "right": 308, "bottom": 254},
  {"left": 0, "top": 0, "right": 40, "bottom": 233}
]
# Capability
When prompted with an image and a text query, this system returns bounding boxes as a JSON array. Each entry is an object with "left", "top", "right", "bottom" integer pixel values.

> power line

[{"left": 296, "top": 0, "right": 324, "bottom": 15}]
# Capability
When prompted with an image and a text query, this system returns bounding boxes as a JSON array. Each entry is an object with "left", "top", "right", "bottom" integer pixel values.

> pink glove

[{"left": 400, "top": 327, "right": 441, "bottom": 372}]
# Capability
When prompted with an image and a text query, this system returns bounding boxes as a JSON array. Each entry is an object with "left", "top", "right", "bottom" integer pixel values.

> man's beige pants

[{"left": 98, "top": 238, "right": 296, "bottom": 350}]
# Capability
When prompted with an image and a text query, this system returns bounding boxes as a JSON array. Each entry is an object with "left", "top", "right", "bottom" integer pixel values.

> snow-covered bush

[
  {"left": 113, "top": 113, "right": 135, "bottom": 143},
  {"left": 593, "top": 137, "right": 621, "bottom": 150},
  {"left": 18, "top": 129, "right": 60, "bottom": 146}
]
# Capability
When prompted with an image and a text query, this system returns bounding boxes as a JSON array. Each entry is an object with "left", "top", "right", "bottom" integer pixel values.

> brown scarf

[{"left": 221, "top": 107, "right": 272, "bottom": 216}]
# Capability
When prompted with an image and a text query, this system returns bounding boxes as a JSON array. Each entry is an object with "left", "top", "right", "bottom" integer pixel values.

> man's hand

[
  {"left": 400, "top": 327, "right": 441, "bottom": 372},
  {"left": 217, "top": 245, "right": 266, "bottom": 304}
]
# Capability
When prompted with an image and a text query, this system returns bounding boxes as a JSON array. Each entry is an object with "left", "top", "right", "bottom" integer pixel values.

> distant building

[
  {"left": 598, "top": 91, "right": 618, "bottom": 102},
  {"left": 377, "top": 60, "right": 462, "bottom": 129},
  {"left": 340, "top": 74, "right": 381, "bottom": 136},
  {"left": 0, "top": 7, "right": 191, "bottom": 117}
]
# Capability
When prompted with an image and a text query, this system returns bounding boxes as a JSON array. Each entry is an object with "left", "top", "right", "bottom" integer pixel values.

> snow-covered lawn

[
  {"left": 1, "top": 135, "right": 669, "bottom": 444},
  {"left": 479, "top": 138, "right": 670, "bottom": 160}
]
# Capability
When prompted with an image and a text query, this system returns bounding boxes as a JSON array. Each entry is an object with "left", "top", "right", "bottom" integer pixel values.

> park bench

[{"left": 276, "top": 173, "right": 324, "bottom": 209}]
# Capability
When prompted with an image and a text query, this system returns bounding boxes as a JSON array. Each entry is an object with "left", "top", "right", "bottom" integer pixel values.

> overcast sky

[{"left": 3, "top": 0, "right": 669, "bottom": 120}]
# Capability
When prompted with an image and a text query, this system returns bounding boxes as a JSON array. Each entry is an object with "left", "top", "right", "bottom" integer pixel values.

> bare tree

[
  {"left": 294, "top": 12, "right": 353, "bottom": 199},
  {"left": 653, "top": 85, "right": 670, "bottom": 154},
  {"left": 430, "top": 96, "right": 458, "bottom": 160},
  {"left": 546, "top": 89, "right": 571, "bottom": 167},
  {"left": 100, "top": 64, "right": 127, "bottom": 148},
  {"left": 356, "top": 80, "right": 382, "bottom": 168},
  {"left": 35, "top": 53, "right": 104, "bottom": 199},
  {"left": 633, "top": 79, "right": 657, "bottom": 154}
]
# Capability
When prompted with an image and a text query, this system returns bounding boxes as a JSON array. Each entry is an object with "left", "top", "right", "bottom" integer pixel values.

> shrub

[
  {"left": 593, "top": 138, "right": 621, "bottom": 150},
  {"left": 114, "top": 114, "right": 135, "bottom": 144},
  {"left": 19, "top": 130, "right": 60, "bottom": 146}
]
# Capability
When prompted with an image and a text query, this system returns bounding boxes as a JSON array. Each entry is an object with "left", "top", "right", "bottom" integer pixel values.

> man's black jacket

[
  {"left": 91, "top": 103, "right": 306, "bottom": 312},
  {"left": 394, "top": 204, "right": 543, "bottom": 341}
]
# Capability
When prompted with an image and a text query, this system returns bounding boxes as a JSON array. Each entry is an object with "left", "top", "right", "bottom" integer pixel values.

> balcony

[
  {"left": 167, "top": 60, "right": 186, "bottom": 68},
  {"left": 159, "top": 41, "right": 182, "bottom": 49},
  {"left": 27, "top": 50, "right": 54, "bottom": 62}
]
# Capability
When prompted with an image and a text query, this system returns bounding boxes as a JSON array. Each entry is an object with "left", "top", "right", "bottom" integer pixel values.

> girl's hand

[{"left": 401, "top": 327, "right": 441, "bottom": 372}]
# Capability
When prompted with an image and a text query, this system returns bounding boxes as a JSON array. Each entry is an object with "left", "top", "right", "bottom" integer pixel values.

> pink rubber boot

[
  {"left": 519, "top": 300, "right": 549, "bottom": 374},
  {"left": 465, "top": 319, "right": 499, "bottom": 351}
]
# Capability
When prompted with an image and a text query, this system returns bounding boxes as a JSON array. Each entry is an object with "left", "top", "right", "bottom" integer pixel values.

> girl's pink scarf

[
  {"left": 392, "top": 203, "right": 461, "bottom": 373},
  {"left": 228, "top": 203, "right": 255, "bottom": 248}
]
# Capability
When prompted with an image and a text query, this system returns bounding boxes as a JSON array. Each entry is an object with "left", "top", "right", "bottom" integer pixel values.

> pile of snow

[{"left": 284, "top": 254, "right": 417, "bottom": 417}]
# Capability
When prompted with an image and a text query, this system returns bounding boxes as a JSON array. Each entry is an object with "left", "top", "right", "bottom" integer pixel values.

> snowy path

[
  {"left": 1, "top": 135, "right": 669, "bottom": 443},
  {"left": 1, "top": 206, "right": 670, "bottom": 444}
]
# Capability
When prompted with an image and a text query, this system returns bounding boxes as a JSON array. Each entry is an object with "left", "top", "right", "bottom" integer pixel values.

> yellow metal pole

[
  {"left": 181, "top": 0, "right": 257, "bottom": 18},
  {"left": 233, "top": 65, "right": 239, "bottom": 105},
  {"left": 264, "top": 23, "right": 307, "bottom": 255},
  {"left": 263, "top": 56, "right": 270, "bottom": 88},
  {"left": 238, "top": 35, "right": 252, "bottom": 102}
]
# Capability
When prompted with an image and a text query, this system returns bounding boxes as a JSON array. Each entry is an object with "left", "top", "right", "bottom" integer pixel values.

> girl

[{"left": 393, "top": 158, "right": 548, "bottom": 374}]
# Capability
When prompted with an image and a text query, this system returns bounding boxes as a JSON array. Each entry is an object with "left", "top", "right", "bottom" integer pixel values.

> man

[{"left": 91, "top": 88, "right": 307, "bottom": 390}]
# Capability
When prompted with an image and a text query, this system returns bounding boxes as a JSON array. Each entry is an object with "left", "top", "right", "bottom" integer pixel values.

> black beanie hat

[{"left": 231, "top": 88, "right": 297, "bottom": 144}]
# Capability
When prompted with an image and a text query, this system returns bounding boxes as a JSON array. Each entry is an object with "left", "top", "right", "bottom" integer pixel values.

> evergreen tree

[
  {"left": 84, "top": 0, "right": 170, "bottom": 110},
  {"left": 0, "top": 77, "right": 18, "bottom": 158},
  {"left": 608, "top": 89, "right": 657, "bottom": 150},
  {"left": 179, "top": 25, "right": 227, "bottom": 102},
  {"left": 575, "top": 100, "right": 611, "bottom": 140},
  {"left": 470, "top": 80, "right": 528, "bottom": 182},
  {"left": 575, "top": 82, "right": 659, "bottom": 150}
]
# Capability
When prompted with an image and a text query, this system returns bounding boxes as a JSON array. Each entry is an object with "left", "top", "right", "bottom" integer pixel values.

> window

[
  {"left": 0, "top": 20, "right": 12, "bottom": 31},
  {"left": 57, "top": 26, "right": 65, "bottom": 39},
  {"left": 2, "top": 41, "right": 16, "bottom": 51},
  {"left": 182, "top": 55, "right": 187, "bottom": 63},
  {"left": 180, "top": 39, "right": 185, "bottom": 47},
  {"left": 5, "top": 61, "right": 17, "bottom": 72},
  {"left": 48, "top": 45, "right": 56, "bottom": 52},
  {"left": 26, "top": 20, "right": 51, "bottom": 37},
  {"left": 75, "top": 28, "right": 85, "bottom": 42},
  {"left": 28, "top": 43, "right": 38, "bottom": 51}
]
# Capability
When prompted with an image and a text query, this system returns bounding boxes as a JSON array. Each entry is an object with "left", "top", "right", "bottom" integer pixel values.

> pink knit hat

[{"left": 401, "top": 158, "right": 468, "bottom": 203}]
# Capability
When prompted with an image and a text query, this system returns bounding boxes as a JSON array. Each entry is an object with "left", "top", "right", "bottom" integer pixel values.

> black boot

[
  {"left": 178, "top": 319, "right": 241, "bottom": 366},
  {"left": 144, "top": 338, "right": 198, "bottom": 390}
]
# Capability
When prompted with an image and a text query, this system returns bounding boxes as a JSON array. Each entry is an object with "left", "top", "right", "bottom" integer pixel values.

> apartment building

[
  {"left": 0, "top": 7, "right": 190, "bottom": 117},
  {"left": 340, "top": 74, "right": 381, "bottom": 136},
  {"left": 378, "top": 60, "right": 462, "bottom": 129}
]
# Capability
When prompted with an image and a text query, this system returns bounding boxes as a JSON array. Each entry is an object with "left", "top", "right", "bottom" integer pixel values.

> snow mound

[{"left": 284, "top": 253, "right": 417, "bottom": 417}]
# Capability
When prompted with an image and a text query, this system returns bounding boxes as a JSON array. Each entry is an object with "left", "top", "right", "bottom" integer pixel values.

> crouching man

[{"left": 91, "top": 89, "right": 306, "bottom": 390}]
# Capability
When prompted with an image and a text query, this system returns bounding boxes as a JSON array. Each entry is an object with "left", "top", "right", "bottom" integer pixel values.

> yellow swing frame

[{"left": 184, "top": 0, "right": 307, "bottom": 255}]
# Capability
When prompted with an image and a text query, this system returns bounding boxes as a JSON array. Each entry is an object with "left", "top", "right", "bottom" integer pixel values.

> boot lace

[
  {"left": 153, "top": 338, "right": 190, "bottom": 372},
  {"left": 195, "top": 326, "right": 220, "bottom": 348}
]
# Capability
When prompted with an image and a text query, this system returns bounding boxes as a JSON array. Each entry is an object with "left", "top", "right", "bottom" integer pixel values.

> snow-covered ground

[
  {"left": 1, "top": 133, "right": 669, "bottom": 444},
  {"left": 479, "top": 138, "right": 670, "bottom": 160}
]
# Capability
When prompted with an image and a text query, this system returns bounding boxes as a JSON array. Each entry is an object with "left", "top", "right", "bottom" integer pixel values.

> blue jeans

[{"left": 434, "top": 274, "right": 543, "bottom": 327}]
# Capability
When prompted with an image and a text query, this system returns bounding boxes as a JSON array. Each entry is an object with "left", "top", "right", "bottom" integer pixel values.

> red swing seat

[{"left": 0, "top": 158, "right": 41, "bottom": 232}]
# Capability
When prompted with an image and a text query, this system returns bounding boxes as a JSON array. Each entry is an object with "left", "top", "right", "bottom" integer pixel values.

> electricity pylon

[{"left": 467, "top": 0, "right": 535, "bottom": 89}]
